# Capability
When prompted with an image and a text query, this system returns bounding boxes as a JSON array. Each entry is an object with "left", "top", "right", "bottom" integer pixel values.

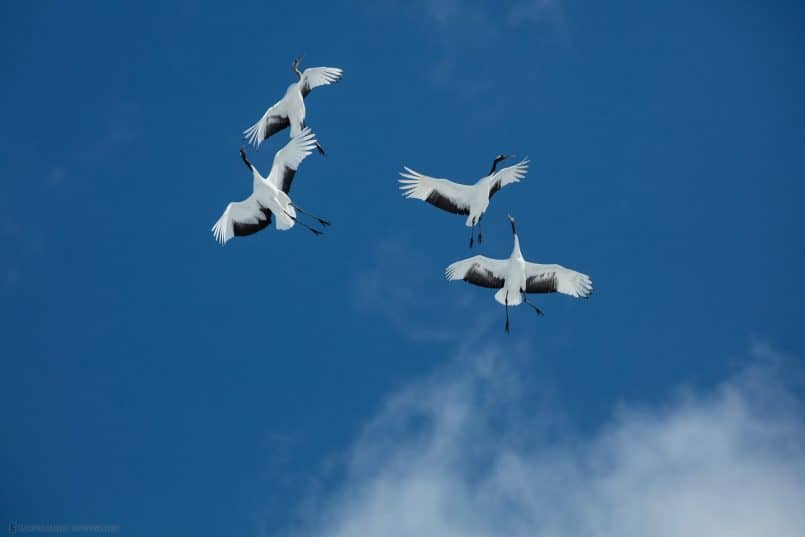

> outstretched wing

[
  {"left": 445, "top": 255, "right": 508, "bottom": 289},
  {"left": 243, "top": 100, "right": 290, "bottom": 148},
  {"left": 300, "top": 67, "right": 343, "bottom": 97},
  {"left": 399, "top": 167, "right": 474, "bottom": 216},
  {"left": 211, "top": 195, "right": 272, "bottom": 245},
  {"left": 525, "top": 262, "right": 593, "bottom": 298},
  {"left": 267, "top": 127, "right": 318, "bottom": 194},
  {"left": 489, "top": 158, "right": 529, "bottom": 199}
]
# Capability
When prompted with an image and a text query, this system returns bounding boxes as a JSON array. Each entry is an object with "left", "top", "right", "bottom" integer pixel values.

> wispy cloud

[
  {"left": 423, "top": 0, "right": 464, "bottom": 25},
  {"left": 0, "top": 99, "right": 139, "bottom": 289},
  {"left": 371, "top": 0, "right": 570, "bottom": 88},
  {"left": 507, "top": 0, "right": 573, "bottom": 50},
  {"left": 47, "top": 99, "right": 139, "bottom": 188},
  {"left": 271, "top": 343, "right": 805, "bottom": 537},
  {"left": 507, "top": 0, "right": 561, "bottom": 26},
  {"left": 351, "top": 236, "right": 494, "bottom": 343},
  {"left": 0, "top": 193, "right": 47, "bottom": 290}
]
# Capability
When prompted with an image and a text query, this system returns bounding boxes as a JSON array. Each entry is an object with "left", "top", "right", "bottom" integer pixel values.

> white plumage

[
  {"left": 243, "top": 58, "right": 343, "bottom": 151},
  {"left": 399, "top": 155, "right": 529, "bottom": 247},
  {"left": 212, "top": 127, "right": 325, "bottom": 245},
  {"left": 446, "top": 215, "right": 592, "bottom": 332}
]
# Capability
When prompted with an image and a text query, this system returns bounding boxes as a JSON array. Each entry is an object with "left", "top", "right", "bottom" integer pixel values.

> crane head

[{"left": 489, "top": 154, "right": 513, "bottom": 175}]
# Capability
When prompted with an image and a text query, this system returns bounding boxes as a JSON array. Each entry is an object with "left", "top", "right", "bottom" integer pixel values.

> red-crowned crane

[
  {"left": 212, "top": 127, "right": 330, "bottom": 245},
  {"left": 446, "top": 215, "right": 593, "bottom": 332},
  {"left": 399, "top": 155, "right": 529, "bottom": 248},
  {"left": 243, "top": 57, "right": 342, "bottom": 155}
]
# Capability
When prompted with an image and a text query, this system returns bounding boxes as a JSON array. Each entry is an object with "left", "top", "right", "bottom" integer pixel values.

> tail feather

[
  {"left": 494, "top": 288, "right": 522, "bottom": 306},
  {"left": 275, "top": 204, "right": 295, "bottom": 231}
]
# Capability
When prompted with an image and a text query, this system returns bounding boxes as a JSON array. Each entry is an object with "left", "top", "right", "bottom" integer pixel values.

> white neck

[{"left": 512, "top": 234, "right": 523, "bottom": 259}]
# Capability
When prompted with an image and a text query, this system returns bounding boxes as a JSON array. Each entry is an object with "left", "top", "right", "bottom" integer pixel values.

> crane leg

[
  {"left": 477, "top": 214, "right": 484, "bottom": 243},
  {"left": 290, "top": 203, "right": 331, "bottom": 226},
  {"left": 522, "top": 292, "right": 544, "bottom": 316},
  {"left": 505, "top": 291, "right": 510, "bottom": 334},
  {"left": 283, "top": 210, "right": 324, "bottom": 236},
  {"left": 315, "top": 142, "right": 326, "bottom": 156},
  {"left": 469, "top": 218, "right": 476, "bottom": 249}
]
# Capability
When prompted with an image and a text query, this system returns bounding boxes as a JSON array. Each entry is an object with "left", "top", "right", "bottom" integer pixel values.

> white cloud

[{"left": 274, "top": 345, "right": 805, "bottom": 537}]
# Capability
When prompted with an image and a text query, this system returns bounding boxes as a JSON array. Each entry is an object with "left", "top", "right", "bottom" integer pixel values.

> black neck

[
  {"left": 240, "top": 149, "right": 253, "bottom": 171},
  {"left": 489, "top": 157, "right": 504, "bottom": 175}
]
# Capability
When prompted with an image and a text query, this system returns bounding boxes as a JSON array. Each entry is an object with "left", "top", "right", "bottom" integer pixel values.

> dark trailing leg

[
  {"left": 284, "top": 210, "right": 324, "bottom": 236},
  {"left": 522, "top": 293, "right": 544, "bottom": 316},
  {"left": 505, "top": 291, "right": 510, "bottom": 334},
  {"left": 291, "top": 204, "right": 331, "bottom": 227}
]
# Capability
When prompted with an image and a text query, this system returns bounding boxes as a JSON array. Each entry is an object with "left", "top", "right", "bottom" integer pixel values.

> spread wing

[
  {"left": 525, "top": 262, "right": 593, "bottom": 298},
  {"left": 300, "top": 67, "right": 343, "bottom": 97},
  {"left": 489, "top": 158, "right": 529, "bottom": 199},
  {"left": 243, "top": 100, "right": 290, "bottom": 148},
  {"left": 267, "top": 127, "right": 318, "bottom": 194},
  {"left": 445, "top": 255, "right": 508, "bottom": 289},
  {"left": 211, "top": 195, "right": 272, "bottom": 245},
  {"left": 399, "top": 167, "right": 473, "bottom": 216}
]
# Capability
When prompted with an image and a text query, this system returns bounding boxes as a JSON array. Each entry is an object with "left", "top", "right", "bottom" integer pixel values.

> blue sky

[{"left": 2, "top": 1, "right": 804, "bottom": 536}]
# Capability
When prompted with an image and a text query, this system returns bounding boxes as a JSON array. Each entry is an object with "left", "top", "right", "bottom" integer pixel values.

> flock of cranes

[
  {"left": 212, "top": 57, "right": 593, "bottom": 333},
  {"left": 213, "top": 58, "right": 342, "bottom": 242}
]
